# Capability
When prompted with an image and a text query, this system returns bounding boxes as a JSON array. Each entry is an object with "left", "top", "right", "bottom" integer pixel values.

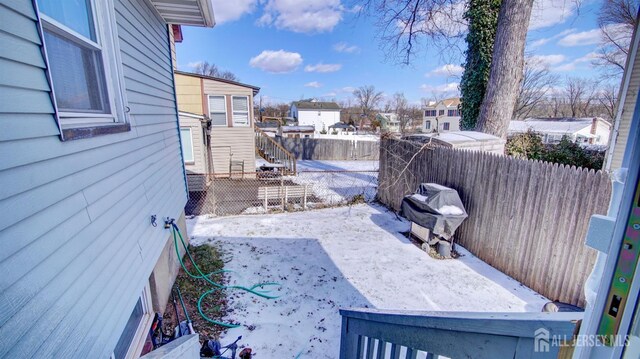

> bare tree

[
  {"left": 514, "top": 56, "right": 559, "bottom": 119},
  {"left": 595, "top": 0, "right": 639, "bottom": 74},
  {"left": 390, "top": 92, "right": 412, "bottom": 133},
  {"left": 193, "top": 61, "right": 239, "bottom": 81},
  {"left": 358, "top": 0, "right": 467, "bottom": 65},
  {"left": 353, "top": 85, "right": 385, "bottom": 129},
  {"left": 597, "top": 83, "right": 619, "bottom": 121},
  {"left": 565, "top": 77, "right": 597, "bottom": 117}
]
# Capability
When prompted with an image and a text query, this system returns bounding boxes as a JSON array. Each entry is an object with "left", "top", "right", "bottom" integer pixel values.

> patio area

[{"left": 187, "top": 204, "right": 548, "bottom": 358}]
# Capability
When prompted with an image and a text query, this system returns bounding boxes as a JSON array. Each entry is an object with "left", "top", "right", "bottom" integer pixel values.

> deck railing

[
  {"left": 255, "top": 127, "right": 297, "bottom": 175},
  {"left": 339, "top": 308, "right": 581, "bottom": 359}
]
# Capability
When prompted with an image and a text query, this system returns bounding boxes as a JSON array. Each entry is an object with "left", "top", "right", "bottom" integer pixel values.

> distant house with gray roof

[
  {"left": 290, "top": 100, "right": 341, "bottom": 133},
  {"left": 508, "top": 117, "right": 611, "bottom": 146}
]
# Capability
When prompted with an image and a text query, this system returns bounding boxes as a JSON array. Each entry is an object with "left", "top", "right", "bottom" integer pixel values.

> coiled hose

[{"left": 171, "top": 222, "right": 281, "bottom": 328}]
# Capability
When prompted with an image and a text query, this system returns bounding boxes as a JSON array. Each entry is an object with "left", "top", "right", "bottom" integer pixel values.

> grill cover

[{"left": 400, "top": 183, "right": 468, "bottom": 240}]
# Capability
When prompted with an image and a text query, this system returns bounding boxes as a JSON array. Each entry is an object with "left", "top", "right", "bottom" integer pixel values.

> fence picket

[{"left": 377, "top": 139, "right": 611, "bottom": 306}]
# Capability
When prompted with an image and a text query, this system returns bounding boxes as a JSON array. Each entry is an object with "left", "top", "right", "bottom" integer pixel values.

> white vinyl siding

[
  {"left": 37, "top": 0, "right": 126, "bottom": 127},
  {"left": 232, "top": 95, "right": 249, "bottom": 126},
  {"left": 208, "top": 95, "right": 226, "bottom": 126},
  {"left": 180, "top": 128, "right": 194, "bottom": 163}
]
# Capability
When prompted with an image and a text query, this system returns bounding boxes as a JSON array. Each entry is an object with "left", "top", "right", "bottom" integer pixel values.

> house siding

[
  {"left": 210, "top": 127, "right": 256, "bottom": 176},
  {"left": 176, "top": 73, "right": 257, "bottom": 177},
  {"left": 297, "top": 109, "right": 341, "bottom": 133},
  {"left": 608, "top": 39, "right": 640, "bottom": 170},
  {"left": 0, "top": 1, "right": 187, "bottom": 358}
]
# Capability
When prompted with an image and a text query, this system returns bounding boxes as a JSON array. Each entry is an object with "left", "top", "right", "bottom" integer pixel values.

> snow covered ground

[
  {"left": 187, "top": 204, "right": 548, "bottom": 358},
  {"left": 288, "top": 160, "right": 379, "bottom": 205}
]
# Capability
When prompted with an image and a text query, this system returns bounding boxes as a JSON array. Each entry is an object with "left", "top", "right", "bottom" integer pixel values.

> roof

[
  {"left": 508, "top": 117, "right": 610, "bottom": 134},
  {"left": 281, "top": 126, "right": 315, "bottom": 132},
  {"left": 293, "top": 101, "right": 341, "bottom": 111},
  {"left": 255, "top": 122, "right": 279, "bottom": 129},
  {"left": 425, "top": 97, "right": 460, "bottom": 109},
  {"left": 149, "top": 0, "right": 215, "bottom": 27},
  {"left": 329, "top": 122, "right": 356, "bottom": 129},
  {"left": 174, "top": 71, "right": 260, "bottom": 94}
]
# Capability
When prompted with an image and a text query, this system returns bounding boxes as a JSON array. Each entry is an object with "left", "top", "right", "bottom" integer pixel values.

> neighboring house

[
  {"left": 290, "top": 100, "right": 341, "bottom": 133},
  {"left": 279, "top": 125, "right": 315, "bottom": 138},
  {"left": 377, "top": 113, "right": 401, "bottom": 133},
  {"left": 508, "top": 117, "right": 612, "bottom": 146},
  {"left": 0, "top": 0, "right": 213, "bottom": 358},
  {"left": 329, "top": 122, "right": 357, "bottom": 135},
  {"left": 175, "top": 71, "right": 260, "bottom": 179},
  {"left": 423, "top": 97, "right": 461, "bottom": 133}
]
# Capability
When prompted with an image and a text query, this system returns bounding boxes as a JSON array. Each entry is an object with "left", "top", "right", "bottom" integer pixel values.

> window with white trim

[
  {"left": 443, "top": 122, "right": 450, "bottom": 131},
  {"left": 208, "top": 95, "right": 227, "bottom": 126},
  {"left": 180, "top": 128, "right": 194, "bottom": 163},
  {"left": 37, "top": 0, "right": 126, "bottom": 128},
  {"left": 112, "top": 286, "right": 153, "bottom": 359},
  {"left": 232, "top": 96, "right": 250, "bottom": 126},
  {"left": 425, "top": 121, "right": 431, "bottom": 130}
]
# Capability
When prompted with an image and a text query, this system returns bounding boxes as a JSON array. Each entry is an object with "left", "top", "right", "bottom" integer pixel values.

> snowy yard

[
  {"left": 289, "top": 160, "right": 379, "bottom": 204},
  {"left": 187, "top": 204, "right": 548, "bottom": 358}
]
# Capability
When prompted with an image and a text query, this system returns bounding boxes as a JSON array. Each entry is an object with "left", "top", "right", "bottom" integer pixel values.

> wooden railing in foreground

[
  {"left": 254, "top": 127, "right": 297, "bottom": 175},
  {"left": 339, "top": 308, "right": 582, "bottom": 359}
]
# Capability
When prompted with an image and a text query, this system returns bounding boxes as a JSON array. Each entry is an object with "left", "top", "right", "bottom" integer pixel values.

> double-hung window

[
  {"left": 208, "top": 95, "right": 227, "bottom": 126},
  {"left": 232, "top": 96, "right": 250, "bottom": 126},
  {"left": 37, "top": 0, "right": 126, "bottom": 130},
  {"left": 425, "top": 121, "right": 431, "bottom": 130}
]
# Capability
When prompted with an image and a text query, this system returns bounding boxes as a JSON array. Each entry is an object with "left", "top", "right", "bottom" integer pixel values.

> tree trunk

[{"left": 476, "top": 0, "right": 534, "bottom": 138}]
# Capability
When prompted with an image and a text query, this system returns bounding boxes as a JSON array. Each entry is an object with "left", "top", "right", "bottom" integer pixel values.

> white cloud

[
  {"left": 427, "top": 64, "right": 464, "bottom": 77},
  {"left": 304, "top": 81, "right": 322, "bottom": 88},
  {"left": 249, "top": 50, "right": 303, "bottom": 73},
  {"left": 322, "top": 92, "right": 338, "bottom": 97},
  {"left": 304, "top": 63, "right": 342, "bottom": 73},
  {"left": 258, "top": 0, "right": 343, "bottom": 33},
  {"left": 186, "top": 61, "right": 204, "bottom": 68},
  {"left": 557, "top": 29, "right": 602, "bottom": 47},
  {"left": 420, "top": 82, "right": 459, "bottom": 95},
  {"left": 529, "top": 54, "right": 566, "bottom": 68},
  {"left": 527, "top": 29, "right": 575, "bottom": 49},
  {"left": 529, "top": 0, "right": 577, "bottom": 30},
  {"left": 210, "top": 0, "right": 257, "bottom": 24},
  {"left": 550, "top": 52, "right": 599, "bottom": 72},
  {"left": 340, "top": 86, "right": 355, "bottom": 93},
  {"left": 333, "top": 42, "right": 360, "bottom": 53}
]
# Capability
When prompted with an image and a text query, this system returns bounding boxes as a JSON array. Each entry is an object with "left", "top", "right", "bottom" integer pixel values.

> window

[
  {"left": 425, "top": 121, "right": 431, "bottom": 130},
  {"left": 37, "top": 0, "right": 125, "bottom": 128},
  {"left": 424, "top": 110, "right": 436, "bottom": 117},
  {"left": 438, "top": 110, "right": 445, "bottom": 116},
  {"left": 112, "top": 286, "right": 152, "bottom": 359},
  {"left": 443, "top": 122, "right": 450, "bottom": 131},
  {"left": 180, "top": 128, "right": 194, "bottom": 163},
  {"left": 447, "top": 109, "right": 460, "bottom": 117},
  {"left": 232, "top": 96, "right": 249, "bottom": 126},
  {"left": 208, "top": 96, "right": 227, "bottom": 126}
]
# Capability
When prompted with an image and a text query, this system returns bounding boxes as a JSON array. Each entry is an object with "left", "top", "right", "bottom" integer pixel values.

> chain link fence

[{"left": 185, "top": 169, "right": 379, "bottom": 216}]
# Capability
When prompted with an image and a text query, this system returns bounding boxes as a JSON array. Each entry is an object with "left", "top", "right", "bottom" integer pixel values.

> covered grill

[{"left": 400, "top": 183, "right": 468, "bottom": 246}]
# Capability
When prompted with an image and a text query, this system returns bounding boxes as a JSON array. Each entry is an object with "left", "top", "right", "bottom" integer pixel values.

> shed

[
  {"left": 403, "top": 131, "right": 506, "bottom": 155},
  {"left": 279, "top": 125, "right": 316, "bottom": 138}
]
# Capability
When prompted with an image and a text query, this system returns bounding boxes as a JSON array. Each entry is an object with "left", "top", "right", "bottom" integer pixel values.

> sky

[{"left": 175, "top": 0, "right": 620, "bottom": 106}]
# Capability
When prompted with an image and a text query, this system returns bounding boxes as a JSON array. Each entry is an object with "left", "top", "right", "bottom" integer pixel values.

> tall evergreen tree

[{"left": 459, "top": 0, "right": 501, "bottom": 130}]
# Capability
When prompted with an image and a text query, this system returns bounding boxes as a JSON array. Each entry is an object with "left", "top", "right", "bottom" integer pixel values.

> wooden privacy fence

[
  {"left": 378, "top": 139, "right": 612, "bottom": 307},
  {"left": 277, "top": 137, "right": 380, "bottom": 161}
]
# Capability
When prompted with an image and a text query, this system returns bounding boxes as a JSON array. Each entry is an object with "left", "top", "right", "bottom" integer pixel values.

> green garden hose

[{"left": 171, "top": 223, "right": 281, "bottom": 328}]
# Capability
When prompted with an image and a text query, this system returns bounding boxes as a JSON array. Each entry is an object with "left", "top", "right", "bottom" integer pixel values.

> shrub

[{"left": 506, "top": 131, "right": 605, "bottom": 170}]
